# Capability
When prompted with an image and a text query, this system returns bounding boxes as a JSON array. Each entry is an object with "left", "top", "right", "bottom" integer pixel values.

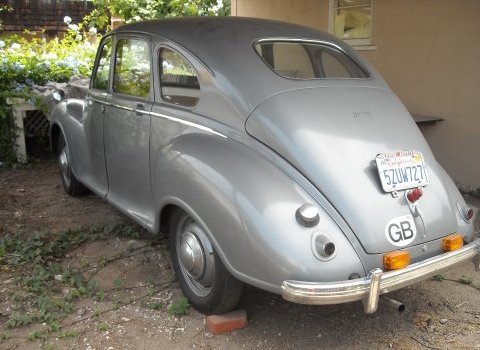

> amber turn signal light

[
  {"left": 442, "top": 234, "right": 464, "bottom": 252},
  {"left": 383, "top": 250, "right": 410, "bottom": 270}
]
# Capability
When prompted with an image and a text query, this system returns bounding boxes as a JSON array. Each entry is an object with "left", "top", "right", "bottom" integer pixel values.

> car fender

[
  {"left": 50, "top": 99, "right": 87, "bottom": 173},
  {"left": 152, "top": 131, "right": 365, "bottom": 293}
]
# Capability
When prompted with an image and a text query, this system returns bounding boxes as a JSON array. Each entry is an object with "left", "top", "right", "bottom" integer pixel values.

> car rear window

[{"left": 255, "top": 41, "right": 369, "bottom": 79}]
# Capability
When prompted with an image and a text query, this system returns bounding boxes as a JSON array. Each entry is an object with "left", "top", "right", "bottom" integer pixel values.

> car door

[
  {"left": 104, "top": 34, "right": 154, "bottom": 229},
  {"left": 78, "top": 36, "right": 113, "bottom": 195}
]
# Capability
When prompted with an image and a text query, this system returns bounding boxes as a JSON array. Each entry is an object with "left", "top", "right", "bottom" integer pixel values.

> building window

[{"left": 330, "top": 0, "right": 373, "bottom": 47}]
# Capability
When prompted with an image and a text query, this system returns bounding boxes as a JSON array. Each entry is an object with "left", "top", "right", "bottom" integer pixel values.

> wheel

[
  {"left": 57, "top": 133, "right": 86, "bottom": 196},
  {"left": 169, "top": 208, "right": 243, "bottom": 315}
]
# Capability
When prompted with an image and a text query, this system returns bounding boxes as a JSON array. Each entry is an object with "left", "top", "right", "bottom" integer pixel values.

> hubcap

[
  {"left": 179, "top": 232, "right": 205, "bottom": 279},
  {"left": 59, "top": 145, "right": 71, "bottom": 188},
  {"left": 176, "top": 218, "right": 215, "bottom": 297}
]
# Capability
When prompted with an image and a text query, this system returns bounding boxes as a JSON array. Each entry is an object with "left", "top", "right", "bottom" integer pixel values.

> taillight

[{"left": 406, "top": 188, "right": 423, "bottom": 202}]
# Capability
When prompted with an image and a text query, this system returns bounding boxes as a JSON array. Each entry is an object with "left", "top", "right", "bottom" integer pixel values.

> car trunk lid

[{"left": 245, "top": 86, "right": 458, "bottom": 254}]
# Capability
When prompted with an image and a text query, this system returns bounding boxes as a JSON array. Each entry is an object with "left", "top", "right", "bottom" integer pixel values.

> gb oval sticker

[{"left": 385, "top": 214, "right": 417, "bottom": 247}]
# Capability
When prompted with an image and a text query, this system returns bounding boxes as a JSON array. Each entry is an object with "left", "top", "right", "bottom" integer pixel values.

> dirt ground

[{"left": 1, "top": 161, "right": 480, "bottom": 350}]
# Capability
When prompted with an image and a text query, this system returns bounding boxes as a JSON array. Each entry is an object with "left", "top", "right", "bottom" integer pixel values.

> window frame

[
  {"left": 328, "top": 0, "right": 374, "bottom": 48},
  {"left": 155, "top": 44, "right": 202, "bottom": 109},
  {"left": 253, "top": 38, "right": 370, "bottom": 80},
  {"left": 90, "top": 35, "right": 114, "bottom": 91},
  {"left": 111, "top": 34, "right": 153, "bottom": 101}
]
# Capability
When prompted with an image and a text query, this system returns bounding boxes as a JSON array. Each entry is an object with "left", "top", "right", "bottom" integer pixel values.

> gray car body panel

[{"left": 50, "top": 17, "right": 474, "bottom": 295}]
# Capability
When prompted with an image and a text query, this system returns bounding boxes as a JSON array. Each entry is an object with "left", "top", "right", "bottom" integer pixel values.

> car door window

[
  {"left": 92, "top": 39, "right": 112, "bottom": 90},
  {"left": 113, "top": 38, "right": 151, "bottom": 99},
  {"left": 159, "top": 48, "right": 200, "bottom": 107}
]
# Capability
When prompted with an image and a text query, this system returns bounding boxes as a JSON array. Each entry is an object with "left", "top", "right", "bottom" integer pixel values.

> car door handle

[
  {"left": 101, "top": 105, "right": 105, "bottom": 113},
  {"left": 135, "top": 104, "right": 145, "bottom": 116}
]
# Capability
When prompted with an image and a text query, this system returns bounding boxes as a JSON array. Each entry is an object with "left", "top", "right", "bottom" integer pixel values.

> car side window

[
  {"left": 92, "top": 39, "right": 112, "bottom": 90},
  {"left": 159, "top": 48, "right": 200, "bottom": 107},
  {"left": 113, "top": 38, "right": 151, "bottom": 99}
]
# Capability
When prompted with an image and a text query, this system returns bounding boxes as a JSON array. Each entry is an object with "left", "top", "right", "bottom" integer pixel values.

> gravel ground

[{"left": 1, "top": 161, "right": 479, "bottom": 350}]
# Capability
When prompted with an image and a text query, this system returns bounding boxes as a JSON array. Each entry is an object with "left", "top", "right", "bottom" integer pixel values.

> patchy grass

[{"left": 0, "top": 222, "right": 175, "bottom": 346}]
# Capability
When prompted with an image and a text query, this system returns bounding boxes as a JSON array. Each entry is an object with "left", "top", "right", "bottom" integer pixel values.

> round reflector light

[
  {"left": 465, "top": 208, "right": 474, "bottom": 222},
  {"left": 407, "top": 188, "right": 423, "bottom": 202}
]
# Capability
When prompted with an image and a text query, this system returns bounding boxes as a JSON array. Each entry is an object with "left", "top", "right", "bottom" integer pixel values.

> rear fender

[{"left": 152, "top": 132, "right": 365, "bottom": 293}]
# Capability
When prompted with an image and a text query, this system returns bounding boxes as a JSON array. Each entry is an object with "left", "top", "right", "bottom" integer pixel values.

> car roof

[{"left": 113, "top": 17, "right": 382, "bottom": 114}]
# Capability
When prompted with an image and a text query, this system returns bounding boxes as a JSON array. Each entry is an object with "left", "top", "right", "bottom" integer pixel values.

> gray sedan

[{"left": 50, "top": 17, "right": 479, "bottom": 315}]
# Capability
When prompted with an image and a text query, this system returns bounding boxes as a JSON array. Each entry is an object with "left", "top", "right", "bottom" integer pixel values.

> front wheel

[
  {"left": 169, "top": 208, "right": 243, "bottom": 315},
  {"left": 57, "top": 133, "right": 85, "bottom": 196}
]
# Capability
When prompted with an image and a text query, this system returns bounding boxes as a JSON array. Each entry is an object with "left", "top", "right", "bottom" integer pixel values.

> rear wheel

[
  {"left": 169, "top": 208, "right": 243, "bottom": 315},
  {"left": 57, "top": 133, "right": 85, "bottom": 196}
]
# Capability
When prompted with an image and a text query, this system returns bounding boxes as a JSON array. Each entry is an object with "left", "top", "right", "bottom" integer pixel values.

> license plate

[{"left": 375, "top": 150, "right": 428, "bottom": 192}]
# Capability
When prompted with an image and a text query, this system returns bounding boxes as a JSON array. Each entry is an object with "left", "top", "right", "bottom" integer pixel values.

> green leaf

[
  {"left": 432, "top": 274, "right": 445, "bottom": 282},
  {"left": 168, "top": 297, "right": 190, "bottom": 316},
  {"left": 459, "top": 275, "right": 473, "bottom": 285}
]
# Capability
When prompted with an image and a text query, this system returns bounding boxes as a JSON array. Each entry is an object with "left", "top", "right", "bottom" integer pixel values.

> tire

[
  {"left": 57, "top": 133, "right": 86, "bottom": 197},
  {"left": 169, "top": 208, "right": 243, "bottom": 315}
]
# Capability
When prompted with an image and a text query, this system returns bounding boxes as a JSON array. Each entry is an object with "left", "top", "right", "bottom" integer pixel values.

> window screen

[
  {"left": 160, "top": 48, "right": 200, "bottom": 107},
  {"left": 255, "top": 41, "right": 368, "bottom": 79},
  {"left": 332, "top": 0, "right": 373, "bottom": 45},
  {"left": 113, "top": 38, "right": 151, "bottom": 98},
  {"left": 92, "top": 39, "right": 112, "bottom": 90}
]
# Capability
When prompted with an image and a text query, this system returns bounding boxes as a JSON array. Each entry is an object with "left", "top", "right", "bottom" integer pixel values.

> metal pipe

[{"left": 380, "top": 296, "right": 405, "bottom": 313}]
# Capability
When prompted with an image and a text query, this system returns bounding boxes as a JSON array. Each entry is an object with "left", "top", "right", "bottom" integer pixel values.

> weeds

[
  {"left": 147, "top": 300, "right": 163, "bottom": 310},
  {"left": 0, "top": 222, "right": 176, "bottom": 346},
  {"left": 28, "top": 330, "right": 48, "bottom": 342},
  {"left": 432, "top": 274, "right": 445, "bottom": 282},
  {"left": 98, "top": 323, "right": 109, "bottom": 332},
  {"left": 459, "top": 275, "right": 473, "bottom": 285},
  {"left": 168, "top": 297, "right": 190, "bottom": 316}
]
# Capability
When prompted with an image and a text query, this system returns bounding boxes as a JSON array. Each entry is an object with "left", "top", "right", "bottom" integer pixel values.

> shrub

[{"left": 0, "top": 22, "right": 99, "bottom": 166}]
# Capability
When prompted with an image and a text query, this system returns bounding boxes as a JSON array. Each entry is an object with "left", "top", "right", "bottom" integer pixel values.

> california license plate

[{"left": 375, "top": 150, "right": 428, "bottom": 192}]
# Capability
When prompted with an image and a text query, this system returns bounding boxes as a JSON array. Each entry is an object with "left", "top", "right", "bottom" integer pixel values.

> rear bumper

[{"left": 281, "top": 239, "right": 480, "bottom": 313}]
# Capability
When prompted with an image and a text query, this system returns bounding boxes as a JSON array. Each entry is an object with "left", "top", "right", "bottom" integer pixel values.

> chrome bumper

[{"left": 281, "top": 239, "right": 480, "bottom": 313}]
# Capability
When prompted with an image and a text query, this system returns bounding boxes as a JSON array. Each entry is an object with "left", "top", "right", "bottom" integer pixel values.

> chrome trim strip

[
  {"left": 281, "top": 239, "right": 480, "bottom": 313},
  {"left": 114, "top": 104, "right": 134, "bottom": 112},
  {"left": 86, "top": 98, "right": 226, "bottom": 138},
  {"left": 148, "top": 111, "right": 227, "bottom": 138},
  {"left": 256, "top": 37, "right": 345, "bottom": 52}
]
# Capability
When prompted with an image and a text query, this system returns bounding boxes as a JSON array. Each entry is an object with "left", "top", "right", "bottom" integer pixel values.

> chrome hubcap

[
  {"left": 179, "top": 232, "right": 205, "bottom": 279},
  {"left": 176, "top": 218, "right": 215, "bottom": 297},
  {"left": 59, "top": 145, "right": 71, "bottom": 188}
]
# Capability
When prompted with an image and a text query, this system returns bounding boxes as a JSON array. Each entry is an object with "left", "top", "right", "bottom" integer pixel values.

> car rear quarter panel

[{"left": 149, "top": 123, "right": 365, "bottom": 293}]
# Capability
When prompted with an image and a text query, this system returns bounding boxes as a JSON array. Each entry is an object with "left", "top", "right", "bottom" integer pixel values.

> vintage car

[{"left": 50, "top": 17, "right": 479, "bottom": 315}]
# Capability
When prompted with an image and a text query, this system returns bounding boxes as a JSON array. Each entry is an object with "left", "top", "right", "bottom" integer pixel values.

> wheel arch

[{"left": 49, "top": 122, "right": 62, "bottom": 155}]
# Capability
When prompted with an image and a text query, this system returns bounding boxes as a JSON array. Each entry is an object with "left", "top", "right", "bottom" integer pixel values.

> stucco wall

[
  {"left": 233, "top": 0, "right": 480, "bottom": 190},
  {"left": 232, "top": 0, "right": 329, "bottom": 29}
]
